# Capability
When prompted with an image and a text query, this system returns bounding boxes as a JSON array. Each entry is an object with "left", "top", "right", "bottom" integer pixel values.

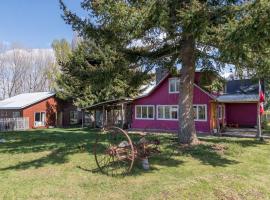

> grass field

[{"left": 0, "top": 128, "right": 270, "bottom": 200}]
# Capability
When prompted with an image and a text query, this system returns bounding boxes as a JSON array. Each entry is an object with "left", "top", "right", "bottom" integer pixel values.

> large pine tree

[{"left": 60, "top": 0, "right": 270, "bottom": 144}]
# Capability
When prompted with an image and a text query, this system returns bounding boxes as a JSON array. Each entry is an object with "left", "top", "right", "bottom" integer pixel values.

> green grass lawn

[{"left": 0, "top": 128, "right": 270, "bottom": 200}]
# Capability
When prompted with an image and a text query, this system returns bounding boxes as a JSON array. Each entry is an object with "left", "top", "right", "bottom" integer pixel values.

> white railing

[{"left": 0, "top": 117, "right": 29, "bottom": 132}]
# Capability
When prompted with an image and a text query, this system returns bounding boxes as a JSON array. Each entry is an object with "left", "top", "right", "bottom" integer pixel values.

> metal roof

[
  {"left": 0, "top": 92, "right": 55, "bottom": 109},
  {"left": 226, "top": 79, "right": 259, "bottom": 94},
  {"left": 83, "top": 97, "right": 133, "bottom": 109},
  {"left": 217, "top": 94, "right": 258, "bottom": 103}
]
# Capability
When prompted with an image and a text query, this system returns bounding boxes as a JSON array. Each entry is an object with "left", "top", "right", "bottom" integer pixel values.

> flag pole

[
  {"left": 257, "top": 101, "right": 262, "bottom": 139},
  {"left": 256, "top": 79, "right": 262, "bottom": 139}
]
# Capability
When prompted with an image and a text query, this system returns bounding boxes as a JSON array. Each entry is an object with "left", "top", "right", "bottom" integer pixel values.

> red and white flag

[{"left": 259, "top": 80, "right": 265, "bottom": 114}]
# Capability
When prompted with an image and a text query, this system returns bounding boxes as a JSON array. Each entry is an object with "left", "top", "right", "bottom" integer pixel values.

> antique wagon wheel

[{"left": 94, "top": 126, "right": 135, "bottom": 176}]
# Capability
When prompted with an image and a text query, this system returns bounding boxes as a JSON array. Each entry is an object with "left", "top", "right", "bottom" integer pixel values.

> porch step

[
  {"left": 221, "top": 132, "right": 270, "bottom": 139},
  {"left": 224, "top": 128, "right": 257, "bottom": 133}
]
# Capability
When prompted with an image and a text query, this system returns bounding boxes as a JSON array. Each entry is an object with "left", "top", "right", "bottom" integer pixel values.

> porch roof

[
  {"left": 83, "top": 97, "right": 133, "bottom": 110},
  {"left": 217, "top": 94, "right": 259, "bottom": 103}
]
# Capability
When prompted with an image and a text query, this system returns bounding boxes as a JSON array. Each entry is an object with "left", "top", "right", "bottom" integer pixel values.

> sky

[{"left": 0, "top": 0, "right": 86, "bottom": 49}]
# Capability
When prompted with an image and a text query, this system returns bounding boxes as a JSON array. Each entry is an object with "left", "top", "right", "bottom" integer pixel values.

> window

[
  {"left": 70, "top": 111, "right": 78, "bottom": 124},
  {"left": 169, "top": 78, "right": 180, "bottom": 93},
  {"left": 34, "top": 112, "right": 46, "bottom": 127},
  {"left": 157, "top": 105, "right": 178, "bottom": 120},
  {"left": 135, "top": 105, "right": 154, "bottom": 119},
  {"left": 218, "top": 105, "right": 225, "bottom": 119},
  {"left": 13, "top": 111, "right": 20, "bottom": 118},
  {"left": 193, "top": 105, "right": 207, "bottom": 121}
]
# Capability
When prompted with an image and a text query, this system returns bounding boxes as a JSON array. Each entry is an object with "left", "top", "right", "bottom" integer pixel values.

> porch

[
  {"left": 0, "top": 117, "right": 29, "bottom": 131},
  {"left": 211, "top": 94, "right": 260, "bottom": 134},
  {"left": 83, "top": 98, "right": 133, "bottom": 129}
]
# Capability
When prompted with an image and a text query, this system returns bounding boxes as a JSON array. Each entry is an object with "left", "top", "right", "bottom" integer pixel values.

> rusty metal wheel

[{"left": 94, "top": 126, "right": 135, "bottom": 176}]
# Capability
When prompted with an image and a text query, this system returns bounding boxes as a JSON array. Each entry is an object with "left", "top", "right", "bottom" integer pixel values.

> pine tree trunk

[{"left": 178, "top": 35, "right": 198, "bottom": 145}]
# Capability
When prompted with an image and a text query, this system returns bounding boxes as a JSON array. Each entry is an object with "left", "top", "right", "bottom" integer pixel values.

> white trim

[
  {"left": 168, "top": 78, "right": 180, "bottom": 94},
  {"left": 134, "top": 74, "right": 170, "bottom": 100},
  {"left": 193, "top": 104, "right": 207, "bottom": 122},
  {"left": 34, "top": 111, "right": 46, "bottom": 127},
  {"left": 194, "top": 84, "right": 216, "bottom": 99},
  {"left": 219, "top": 104, "right": 225, "bottom": 119},
  {"left": 156, "top": 105, "right": 179, "bottom": 121},
  {"left": 218, "top": 105, "right": 225, "bottom": 120},
  {"left": 135, "top": 105, "right": 155, "bottom": 120}
]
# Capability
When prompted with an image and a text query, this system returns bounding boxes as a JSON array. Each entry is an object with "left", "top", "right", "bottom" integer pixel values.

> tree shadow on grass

[
  {"left": 0, "top": 130, "right": 256, "bottom": 173},
  {"left": 0, "top": 128, "right": 106, "bottom": 171},
  {"left": 199, "top": 136, "right": 268, "bottom": 148},
  {"left": 0, "top": 129, "right": 183, "bottom": 173},
  {"left": 78, "top": 135, "right": 242, "bottom": 177},
  {"left": 178, "top": 136, "right": 269, "bottom": 167},
  {"left": 179, "top": 143, "right": 239, "bottom": 167}
]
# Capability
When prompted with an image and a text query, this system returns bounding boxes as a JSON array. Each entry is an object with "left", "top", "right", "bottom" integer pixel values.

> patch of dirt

[
  {"left": 240, "top": 188, "right": 265, "bottom": 199},
  {"left": 210, "top": 144, "right": 228, "bottom": 154},
  {"left": 213, "top": 188, "right": 241, "bottom": 200},
  {"left": 178, "top": 140, "right": 206, "bottom": 149}
]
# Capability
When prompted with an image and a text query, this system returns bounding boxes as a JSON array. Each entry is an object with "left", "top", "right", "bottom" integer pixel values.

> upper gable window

[{"left": 169, "top": 78, "right": 180, "bottom": 93}]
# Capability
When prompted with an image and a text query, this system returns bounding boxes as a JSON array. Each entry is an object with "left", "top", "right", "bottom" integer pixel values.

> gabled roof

[
  {"left": 135, "top": 73, "right": 170, "bottom": 99},
  {"left": 135, "top": 73, "right": 215, "bottom": 100},
  {"left": 0, "top": 92, "right": 55, "bottom": 109}
]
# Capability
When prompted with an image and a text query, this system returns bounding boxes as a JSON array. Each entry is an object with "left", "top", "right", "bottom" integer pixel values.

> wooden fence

[{"left": 0, "top": 117, "right": 29, "bottom": 132}]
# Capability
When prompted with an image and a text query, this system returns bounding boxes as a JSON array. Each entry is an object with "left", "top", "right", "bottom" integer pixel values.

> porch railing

[{"left": 0, "top": 117, "right": 29, "bottom": 132}]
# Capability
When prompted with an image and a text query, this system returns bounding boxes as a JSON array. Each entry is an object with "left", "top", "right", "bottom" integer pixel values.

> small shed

[{"left": 84, "top": 98, "right": 133, "bottom": 129}]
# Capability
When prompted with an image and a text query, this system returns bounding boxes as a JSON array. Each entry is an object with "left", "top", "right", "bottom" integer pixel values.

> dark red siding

[
  {"left": 225, "top": 103, "right": 257, "bottom": 127},
  {"left": 22, "top": 96, "right": 58, "bottom": 129}
]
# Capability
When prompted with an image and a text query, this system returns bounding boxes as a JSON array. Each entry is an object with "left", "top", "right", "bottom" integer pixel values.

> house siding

[
  {"left": 131, "top": 75, "right": 213, "bottom": 133},
  {"left": 225, "top": 103, "right": 257, "bottom": 127},
  {"left": 22, "top": 96, "right": 58, "bottom": 129}
]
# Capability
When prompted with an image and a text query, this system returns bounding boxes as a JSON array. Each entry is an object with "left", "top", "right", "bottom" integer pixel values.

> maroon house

[{"left": 130, "top": 73, "right": 260, "bottom": 133}]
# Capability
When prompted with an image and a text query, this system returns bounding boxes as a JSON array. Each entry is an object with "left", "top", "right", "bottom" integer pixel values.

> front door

[{"left": 210, "top": 102, "right": 217, "bottom": 132}]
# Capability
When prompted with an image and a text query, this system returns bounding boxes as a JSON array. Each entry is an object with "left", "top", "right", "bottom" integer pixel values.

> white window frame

[
  {"left": 218, "top": 105, "right": 225, "bottom": 119},
  {"left": 34, "top": 111, "right": 46, "bottom": 127},
  {"left": 193, "top": 104, "right": 207, "bottom": 122},
  {"left": 135, "top": 105, "right": 155, "bottom": 120},
  {"left": 169, "top": 78, "right": 180, "bottom": 93},
  {"left": 157, "top": 105, "right": 179, "bottom": 121}
]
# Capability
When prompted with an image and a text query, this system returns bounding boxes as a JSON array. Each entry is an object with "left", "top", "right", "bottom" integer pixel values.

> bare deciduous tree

[{"left": 0, "top": 43, "right": 56, "bottom": 100}]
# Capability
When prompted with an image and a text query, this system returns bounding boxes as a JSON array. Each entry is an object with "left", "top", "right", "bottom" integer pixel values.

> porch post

[
  {"left": 216, "top": 103, "right": 220, "bottom": 135},
  {"left": 105, "top": 109, "right": 108, "bottom": 127},
  {"left": 94, "top": 109, "right": 97, "bottom": 128},
  {"left": 121, "top": 103, "right": 124, "bottom": 128},
  {"left": 81, "top": 109, "right": 84, "bottom": 128},
  {"left": 102, "top": 105, "right": 106, "bottom": 128}
]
